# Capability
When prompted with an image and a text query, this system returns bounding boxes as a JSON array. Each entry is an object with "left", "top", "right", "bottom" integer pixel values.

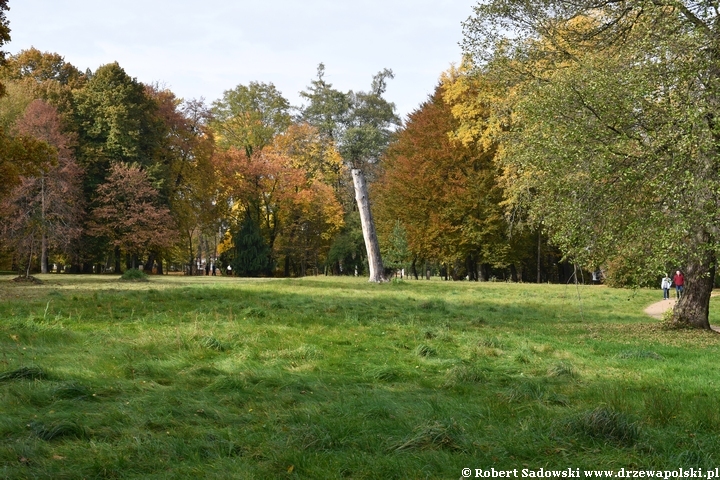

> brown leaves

[{"left": 89, "top": 162, "right": 176, "bottom": 256}]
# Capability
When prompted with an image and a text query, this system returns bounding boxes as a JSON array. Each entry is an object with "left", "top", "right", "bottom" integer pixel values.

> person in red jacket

[{"left": 673, "top": 270, "right": 684, "bottom": 299}]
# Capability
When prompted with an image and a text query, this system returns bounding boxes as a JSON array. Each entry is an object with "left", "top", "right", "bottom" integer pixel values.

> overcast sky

[{"left": 5, "top": 0, "right": 474, "bottom": 120}]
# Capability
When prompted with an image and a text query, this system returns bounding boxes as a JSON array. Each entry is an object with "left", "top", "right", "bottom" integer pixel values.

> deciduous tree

[
  {"left": 89, "top": 162, "right": 175, "bottom": 270},
  {"left": 13, "top": 100, "right": 84, "bottom": 273},
  {"left": 147, "top": 87, "right": 218, "bottom": 275},
  {"left": 376, "top": 81, "right": 507, "bottom": 280},
  {"left": 300, "top": 66, "right": 400, "bottom": 282},
  {"left": 211, "top": 81, "right": 291, "bottom": 158},
  {"left": 463, "top": 0, "right": 720, "bottom": 328},
  {"left": 73, "top": 62, "right": 159, "bottom": 195}
]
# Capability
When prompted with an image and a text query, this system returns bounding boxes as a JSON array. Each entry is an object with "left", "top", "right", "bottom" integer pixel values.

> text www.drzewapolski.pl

[{"left": 461, "top": 468, "right": 719, "bottom": 479}]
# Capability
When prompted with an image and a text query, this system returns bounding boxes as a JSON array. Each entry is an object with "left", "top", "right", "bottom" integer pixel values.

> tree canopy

[{"left": 462, "top": 0, "right": 720, "bottom": 327}]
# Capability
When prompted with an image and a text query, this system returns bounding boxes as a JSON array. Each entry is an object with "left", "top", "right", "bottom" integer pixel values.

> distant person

[
  {"left": 661, "top": 274, "right": 672, "bottom": 300},
  {"left": 211, "top": 264, "right": 216, "bottom": 276},
  {"left": 205, "top": 264, "right": 210, "bottom": 276},
  {"left": 673, "top": 270, "right": 684, "bottom": 299},
  {"left": 226, "top": 265, "right": 232, "bottom": 276}
]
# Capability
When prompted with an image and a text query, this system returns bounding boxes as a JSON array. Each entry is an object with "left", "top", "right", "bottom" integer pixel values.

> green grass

[{"left": 1, "top": 275, "right": 719, "bottom": 478}]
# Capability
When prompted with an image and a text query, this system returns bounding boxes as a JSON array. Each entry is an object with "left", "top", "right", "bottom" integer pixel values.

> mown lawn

[{"left": 1, "top": 275, "right": 719, "bottom": 478}]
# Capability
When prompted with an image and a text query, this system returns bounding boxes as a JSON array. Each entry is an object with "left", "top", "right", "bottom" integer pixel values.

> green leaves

[
  {"left": 211, "top": 81, "right": 291, "bottom": 158},
  {"left": 461, "top": 1, "right": 720, "bottom": 284}
]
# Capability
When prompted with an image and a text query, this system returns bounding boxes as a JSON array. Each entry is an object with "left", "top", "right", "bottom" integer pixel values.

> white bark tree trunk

[{"left": 351, "top": 168, "right": 385, "bottom": 282}]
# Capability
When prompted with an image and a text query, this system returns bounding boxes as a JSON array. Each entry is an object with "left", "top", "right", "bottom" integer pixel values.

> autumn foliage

[
  {"left": 89, "top": 162, "right": 175, "bottom": 268},
  {"left": 375, "top": 83, "right": 508, "bottom": 278}
]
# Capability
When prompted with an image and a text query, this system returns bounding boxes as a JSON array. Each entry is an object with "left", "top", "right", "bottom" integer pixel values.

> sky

[{"left": 5, "top": 0, "right": 475, "bottom": 120}]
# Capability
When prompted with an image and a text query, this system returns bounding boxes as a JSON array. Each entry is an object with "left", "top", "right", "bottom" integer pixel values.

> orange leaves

[
  {"left": 375, "top": 82, "right": 505, "bottom": 263},
  {"left": 215, "top": 145, "right": 343, "bottom": 260}
]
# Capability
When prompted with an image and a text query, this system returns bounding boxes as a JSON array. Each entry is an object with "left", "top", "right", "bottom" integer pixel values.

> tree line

[
  {"left": 0, "top": 0, "right": 618, "bottom": 292},
  {"left": 0, "top": 48, "right": 574, "bottom": 283}
]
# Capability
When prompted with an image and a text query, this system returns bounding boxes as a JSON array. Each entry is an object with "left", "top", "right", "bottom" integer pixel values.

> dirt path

[
  {"left": 644, "top": 294, "right": 720, "bottom": 331},
  {"left": 644, "top": 297, "right": 676, "bottom": 319}
]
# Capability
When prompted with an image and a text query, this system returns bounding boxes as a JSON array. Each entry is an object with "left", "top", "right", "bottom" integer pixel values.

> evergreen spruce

[{"left": 231, "top": 215, "right": 272, "bottom": 277}]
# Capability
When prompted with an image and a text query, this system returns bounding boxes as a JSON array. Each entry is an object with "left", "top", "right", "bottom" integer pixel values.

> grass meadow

[{"left": 1, "top": 274, "right": 719, "bottom": 479}]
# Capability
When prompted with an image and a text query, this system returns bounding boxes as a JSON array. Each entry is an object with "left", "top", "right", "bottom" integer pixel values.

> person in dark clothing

[
  {"left": 205, "top": 264, "right": 210, "bottom": 276},
  {"left": 673, "top": 270, "right": 684, "bottom": 299}
]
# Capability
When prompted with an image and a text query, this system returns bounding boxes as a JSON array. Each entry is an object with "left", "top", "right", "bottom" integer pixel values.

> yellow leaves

[
  {"left": 217, "top": 230, "right": 234, "bottom": 256},
  {"left": 269, "top": 123, "right": 346, "bottom": 185},
  {"left": 440, "top": 63, "right": 509, "bottom": 150}
]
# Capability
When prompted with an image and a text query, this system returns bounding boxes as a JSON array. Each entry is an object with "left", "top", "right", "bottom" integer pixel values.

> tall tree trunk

[
  {"left": 673, "top": 248, "right": 715, "bottom": 330},
  {"left": 40, "top": 174, "right": 48, "bottom": 274},
  {"left": 26, "top": 241, "right": 34, "bottom": 278},
  {"left": 481, "top": 263, "right": 491, "bottom": 281},
  {"left": 351, "top": 168, "right": 385, "bottom": 282},
  {"left": 537, "top": 229, "right": 542, "bottom": 284},
  {"left": 41, "top": 234, "right": 48, "bottom": 274},
  {"left": 144, "top": 252, "right": 156, "bottom": 273},
  {"left": 187, "top": 232, "right": 194, "bottom": 276},
  {"left": 466, "top": 254, "right": 478, "bottom": 281},
  {"left": 114, "top": 246, "right": 121, "bottom": 274}
]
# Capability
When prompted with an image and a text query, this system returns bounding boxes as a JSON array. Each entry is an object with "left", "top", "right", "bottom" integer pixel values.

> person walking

[
  {"left": 661, "top": 274, "right": 672, "bottom": 300},
  {"left": 673, "top": 270, "right": 684, "bottom": 299}
]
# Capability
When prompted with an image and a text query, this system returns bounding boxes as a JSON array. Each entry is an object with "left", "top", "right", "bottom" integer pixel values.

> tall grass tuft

[
  {"left": 0, "top": 366, "right": 47, "bottom": 381},
  {"left": 478, "top": 336, "right": 505, "bottom": 349},
  {"left": 617, "top": 350, "right": 664, "bottom": 360},
  {"left": 31, "top": 420, "right": 87, "bottom": 441},
  {"left": 414, "top": 344, "right": 437, "bottom": 357},
  {"left": 565, "top": 407, "right": 639, "bottom": 446},
  {"left": 390, "top": 420, "right": 466, "bottom": 452},
  {"left": 53, "top": 382, "right": 96, "bottom": 401},
  {"left": 547, "top": 361, "right": 577, "bottom": 378},
  {"left": 444, "top": 363, "right": 488, "bottom": 386},
  {"left": 367, "top": 365, "right": 408, "bottom": 382},
  {"left": 503, "top": 379, "right": 547, "bottom": 403},
  {"left": 199, "top": 335, "right": 227, "bottom": 351},
  {"left": 643, "top": 389, "right": 680, "bottom": 426}
]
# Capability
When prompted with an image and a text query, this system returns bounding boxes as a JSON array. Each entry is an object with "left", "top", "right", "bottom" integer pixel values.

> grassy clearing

[{"left": 1, "top": 275, "right": 719, "bottom": 478}]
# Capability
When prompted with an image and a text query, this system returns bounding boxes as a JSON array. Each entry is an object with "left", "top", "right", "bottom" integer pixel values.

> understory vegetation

[{"left": 1, "top": 275, "right": 718, "bottom": 478}]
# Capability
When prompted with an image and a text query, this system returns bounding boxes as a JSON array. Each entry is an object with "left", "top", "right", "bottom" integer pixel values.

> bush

[{"left": 120, "top": 268, "right": 148, "bottom": 282}]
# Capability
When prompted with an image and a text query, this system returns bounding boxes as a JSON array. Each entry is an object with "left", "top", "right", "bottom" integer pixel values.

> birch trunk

[{"left": 351, "top": 168, "right": 385, "bottom": 283}]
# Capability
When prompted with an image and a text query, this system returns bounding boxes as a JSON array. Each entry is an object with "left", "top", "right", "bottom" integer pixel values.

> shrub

[{"left": 120, "top": 268, "right": 148, "bottom": 282}]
